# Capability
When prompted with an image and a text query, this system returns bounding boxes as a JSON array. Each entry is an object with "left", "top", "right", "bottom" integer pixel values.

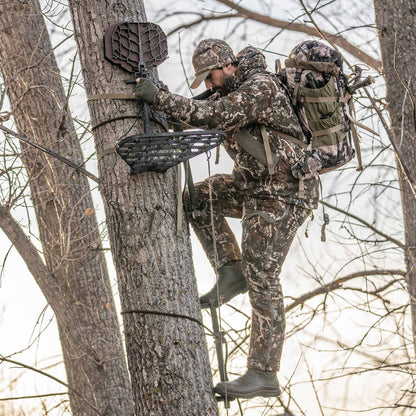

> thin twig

[
  {"left": 0, "top": 124, "right": 99, "bottom": 183},
  {"left": 214, "top": 0, "right": 381, "bottom": 71},
  {"left": 286, "top": 269, "right": 406, "bottom": 311},
  {"left": 319, "top": 200, "right": 405, "bottom": 249},
  {"left": 0, "top": 356, "right": 100, "bottom": 414},
  {"left": 0, "top": 392, "right": 68, "bottom": 401}
]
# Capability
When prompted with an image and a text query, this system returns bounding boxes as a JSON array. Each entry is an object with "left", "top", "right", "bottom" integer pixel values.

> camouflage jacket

[{"left": 153, "top": 46, "right": 319, "bottom": 209}]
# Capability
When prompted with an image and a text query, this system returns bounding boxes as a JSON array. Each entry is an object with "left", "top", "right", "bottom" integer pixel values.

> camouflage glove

[{"left": 135, "top": 78, "right": 159, "bottom": 103}]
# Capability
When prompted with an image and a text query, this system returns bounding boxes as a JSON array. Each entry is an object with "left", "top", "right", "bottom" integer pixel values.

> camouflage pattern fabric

[
  {"left": 282, "top": 40, "right": 356, "bottom": 174},
  {"left": 184, "top": 174, "right": 243, "bottom": 268},
  {"left": 243, "top": 198, "right": 310, "bottom": 372},
  {"left": 190, "top": 38, "right": 236, "bottom": 89},
  {"left": 184, "top": 174, "right": 311, "bottom": 372},
  {"left": 154, "top": 43, "right": 319, "bottom": 372},
  {"left": 287, "top": 39, "right": 344, "bottom": 67}
]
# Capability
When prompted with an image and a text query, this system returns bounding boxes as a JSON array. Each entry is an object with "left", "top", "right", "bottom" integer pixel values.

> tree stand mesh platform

[{"left": 116, "top": 130, "right": 226, "bottom": 174}]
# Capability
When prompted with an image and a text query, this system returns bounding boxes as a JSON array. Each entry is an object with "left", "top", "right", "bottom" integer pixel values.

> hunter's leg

[
  {"left": 185, "top": 173, "right": 244, "bottom": 268},
  {"left": 242, "top": 199, "right": 310, "bottom": 372}
]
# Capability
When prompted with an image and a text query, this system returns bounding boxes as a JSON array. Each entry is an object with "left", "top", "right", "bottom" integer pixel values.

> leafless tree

[
  {"left": 1, "top": 0, "right": 415, "bottom": 415},
  {"left": 0, "top": 1, "right": 132, "bottom": 415}
]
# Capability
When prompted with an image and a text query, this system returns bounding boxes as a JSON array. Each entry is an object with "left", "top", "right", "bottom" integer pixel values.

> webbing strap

[
  {"left": 293, "top": 80, "right": 300, "bottom": 106},
  {"left": 184, "top": 161, "right": 200, "bottom": 219},
  {"left": 275, "top": 58, "right": 282, "bottom": 75},
  {"left": 87, "top": 93, "right": 136, "bottom": 102},
  {"left": 215, "top": 145, "right": 220, "bottom": 164},
  {"left": 303, "top": 96, "right": 337, "bottom": 103},
  {"left": 235, "top": 127, "right": 306, "bottom": 167},
  {"left": 97, "top": 146, "right": 116, "bottom": 161},
  {"left": 311, "top": 124, "right": 344, "bottom": 138},
  {"left": 176, "top": 164, "right": 183, "bottom": 236},
  {"left": 261, "top": 125, "right": 274, "bottom": 175},
  {"left": 234, "top": 128, "right": 278, "bottom": 168},
  {"left": 298, "top": 175, "right": 305, "bottom": 200}
]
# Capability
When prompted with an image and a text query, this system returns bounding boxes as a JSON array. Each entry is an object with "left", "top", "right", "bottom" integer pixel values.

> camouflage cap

[{"left": 190, "top": 38, "right": 236, "bottom": 89}]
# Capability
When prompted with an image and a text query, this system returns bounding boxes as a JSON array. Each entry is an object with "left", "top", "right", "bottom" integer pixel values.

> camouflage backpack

[{"left": 276, "top": 40, "right": 372, "bottom": 181}]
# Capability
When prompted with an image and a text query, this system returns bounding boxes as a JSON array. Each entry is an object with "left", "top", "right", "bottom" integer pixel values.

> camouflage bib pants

[{"left": 186, "top": 173, "right": 311, "bottom": 372}]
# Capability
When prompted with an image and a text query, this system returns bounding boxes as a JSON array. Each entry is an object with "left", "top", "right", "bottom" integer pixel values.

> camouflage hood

[{"left": 235, "top": 46, "right": 267, "bottom": 84}]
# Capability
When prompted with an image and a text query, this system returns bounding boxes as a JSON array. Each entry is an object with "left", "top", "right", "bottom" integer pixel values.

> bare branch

[
  {"left": 320, "top": 200, "right": 406, "bottom": 249},
  {"left": 286, "top": 269, "right": 406, "bottom": 311},
  {"left": 0, "top": 356, "right": 100, "bottom": 414},
  {"left": 166, "top": 12, "right": 240, "bottom": 36},
  {"left": 0, "top": 392, "right": 67, "bottom": 401},
  {"left": 0, "top": 125, "right": 99, "bottom": 183},
  {"left": 214, "top": 0, "right": 382, "bottom": 71}
]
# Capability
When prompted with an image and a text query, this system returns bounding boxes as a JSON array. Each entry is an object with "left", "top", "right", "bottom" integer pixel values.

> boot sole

[{"left": 215, "top": 387, "right": 281, "bottom": 399}]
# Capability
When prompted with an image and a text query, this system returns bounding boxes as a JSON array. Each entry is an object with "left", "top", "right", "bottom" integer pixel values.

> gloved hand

[{"left": 135, "top": 78, "right": 159, "bottom": 103}]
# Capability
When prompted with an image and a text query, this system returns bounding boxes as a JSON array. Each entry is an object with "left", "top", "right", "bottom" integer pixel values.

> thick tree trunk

[
  {"left": 0, "top": 2, "right": 133, "bottom": 415},
  {"left": 373, "top": 0, "right": 416, "bottom": 353},
  {"left": 67, "top": 1, "right": 218, "bottom": 415}
]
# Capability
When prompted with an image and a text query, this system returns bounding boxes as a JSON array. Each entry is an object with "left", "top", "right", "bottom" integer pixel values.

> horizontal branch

[
  {"left": 215, "top": 0, "right": 382, "bottom": 71},
  {"left": 286, "top": 269, "right": 406, "bottom": 311},
  {"left": 167, "top": 12, "right": 240, "bottom": 36},
  {"left": 0, "top": 124, "right": 99, "bottom": 183},
  {"left": 0, "top": 356, "right": 99, "bottom": 414},
  {"left": 0, "top": 392, "right": 68, "bottom": 401},
  {"left": 320, "top": 200, "right": 406, "bottom": 250}
]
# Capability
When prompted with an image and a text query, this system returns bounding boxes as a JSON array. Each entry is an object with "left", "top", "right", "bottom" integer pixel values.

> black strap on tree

[{"left": 103, "top": 21, "right": 226, "bottom": 175}]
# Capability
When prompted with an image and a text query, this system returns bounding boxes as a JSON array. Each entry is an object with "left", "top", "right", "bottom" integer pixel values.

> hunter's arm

[{"left": 153, "top": 76, "right": 277, "bottom": 132}]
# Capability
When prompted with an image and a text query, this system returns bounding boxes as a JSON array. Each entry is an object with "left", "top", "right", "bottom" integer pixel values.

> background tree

[
  {"left": 373, "top": 0, "right": 416, "bottom": 354},
  {"left": 0, "top": 1, "right": 133, "bottom": 415}
]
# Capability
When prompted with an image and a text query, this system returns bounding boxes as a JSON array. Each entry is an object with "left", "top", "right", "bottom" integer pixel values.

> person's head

[{"left": 190, "top": 38, "right": 238, "bottom": 92}]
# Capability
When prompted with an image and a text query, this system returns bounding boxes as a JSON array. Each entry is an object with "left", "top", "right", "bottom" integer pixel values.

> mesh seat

[{"left": 116, "top": 130, "right": 226, "bottom": 174}]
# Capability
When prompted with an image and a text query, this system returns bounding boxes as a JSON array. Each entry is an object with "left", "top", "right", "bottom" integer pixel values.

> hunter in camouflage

[{"left": 135, "top": 38, "right": 319, "bottom": 399}]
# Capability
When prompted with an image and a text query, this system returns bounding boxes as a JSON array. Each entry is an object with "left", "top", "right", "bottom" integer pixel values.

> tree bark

[
  {"left": 0, "top": 2, "right": 133, "bottom": 415},
  {"left": 66, "top": 1, "right": 218, "bottom": 415},
  {"left": 373, "top": 0, "right": 416, "bottom": 353}
]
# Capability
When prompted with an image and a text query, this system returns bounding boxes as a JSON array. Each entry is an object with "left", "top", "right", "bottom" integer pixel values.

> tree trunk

[
  {"left": 373, "top": 0, "right": 416, "bottom": 353},
  {"left": 0, "top": 2, "right": 133, "bottom": 415},
  {"left": 67, "top": 1, "right": 218, "bottom": 415}
]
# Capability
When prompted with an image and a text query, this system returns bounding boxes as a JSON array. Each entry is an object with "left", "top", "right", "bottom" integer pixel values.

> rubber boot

[
  {"left": 199, "top": 260, "right": 247, "bottom": 309},
  {"left": 214, "top": 368, "right": 280, "bottom": 399}
]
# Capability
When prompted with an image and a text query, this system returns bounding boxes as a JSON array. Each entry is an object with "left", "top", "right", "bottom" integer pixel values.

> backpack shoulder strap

[
  {"left": 234, "top": 127, "right": 307, "bottom": 167},
  {"left": 234, "top": 128, "right": 278, "bottom": 169}
]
